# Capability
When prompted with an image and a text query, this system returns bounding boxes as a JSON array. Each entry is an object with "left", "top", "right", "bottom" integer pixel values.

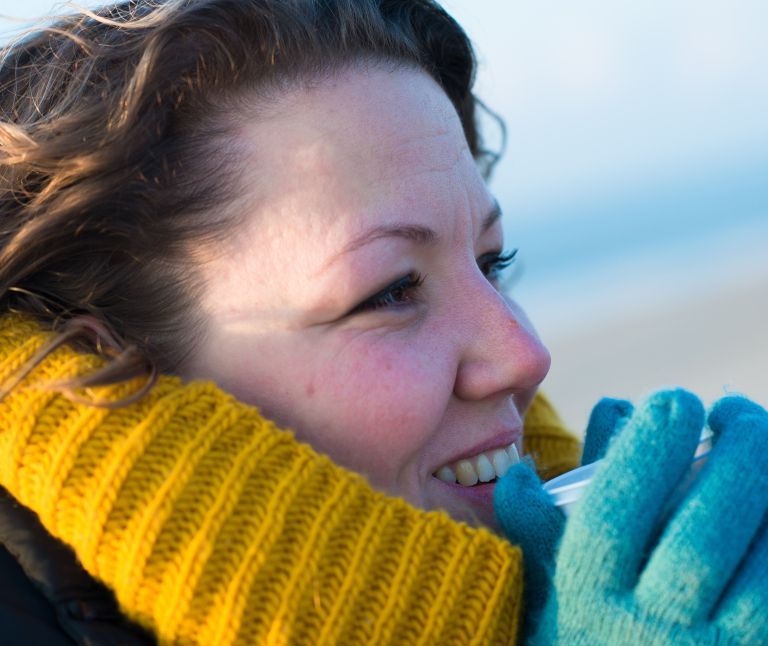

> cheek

[{"left": 298, "top": 337, "right": 453, "bottom": 484}]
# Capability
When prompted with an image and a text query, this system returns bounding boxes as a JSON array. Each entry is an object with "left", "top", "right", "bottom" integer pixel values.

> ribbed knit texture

[
  {"left": 523, "top": 392, "right": 581, "bottom": 481},
  {"left": 0, "top": 313, "right": 577, "bottom": 645}
]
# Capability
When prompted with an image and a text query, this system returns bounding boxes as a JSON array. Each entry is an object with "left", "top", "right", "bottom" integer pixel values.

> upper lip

[{"left": 432, "top": 427, "right": 522, "bottom": 472}]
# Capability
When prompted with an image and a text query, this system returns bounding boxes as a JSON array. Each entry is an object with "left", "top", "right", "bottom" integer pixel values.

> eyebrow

[
  {"left": 482, "top": 200, "right": 502, "bottom": 233},
  {"left": 322, "top": 201, "right": 502, "bottom": 271}
]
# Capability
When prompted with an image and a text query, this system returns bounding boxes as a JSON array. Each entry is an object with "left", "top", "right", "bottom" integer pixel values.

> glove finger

[
  {"left": 560, "top": 389, "right": 704, "bottom": 592},
  {"left": 636, "top": 397, "right": 768, "bottom": 624},
  {"left": 581, "top": 398, "right": 634, "bottom": 466},
  {"left": 714, "top": 515, "right": 768, "bottom": 643},
  {"left": 494, "top": 462, "right": 565, "bottom": 623},
  {"left": 708, "top": 395, "right": 768, "bottom": 429}
]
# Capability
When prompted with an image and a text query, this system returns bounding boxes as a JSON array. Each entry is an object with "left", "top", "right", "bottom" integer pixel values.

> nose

[{"left": 452, "top": 282, "right": 551, "bottom": 401}]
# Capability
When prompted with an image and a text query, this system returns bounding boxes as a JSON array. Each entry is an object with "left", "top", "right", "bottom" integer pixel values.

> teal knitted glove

[
  {"left": 501, "top": 390, "right": 768, "bottom": 645},
  {"left": 495, "top": 397, "right": 633, "bottom": 631}
]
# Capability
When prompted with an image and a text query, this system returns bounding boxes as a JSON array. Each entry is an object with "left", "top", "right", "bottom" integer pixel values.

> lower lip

[{"left": 435, "top": 477, "right": 498, "bottom": 518}]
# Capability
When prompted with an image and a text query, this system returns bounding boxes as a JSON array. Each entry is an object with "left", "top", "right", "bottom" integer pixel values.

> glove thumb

[
  {"left": 581, "top": 397, "right": 634, "bottom": 465},
  {"left": 495, "top": 462, "right": 565, "bottom": 628}
]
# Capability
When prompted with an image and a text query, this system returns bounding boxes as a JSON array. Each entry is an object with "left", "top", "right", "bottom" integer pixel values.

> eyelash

[
  {"left": 350, "top": 273, "right": 426, "bottom": 314},
  {"left": 479, "top": 248, "right": 518, "bottom": 282},
  {"left": 351, "top": 249, "right": 518, "bottom": 314}
]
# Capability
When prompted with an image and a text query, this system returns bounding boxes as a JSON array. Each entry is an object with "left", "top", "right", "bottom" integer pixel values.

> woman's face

[{"left": 184, "top": 65, "right": 550, "bottom": 530}]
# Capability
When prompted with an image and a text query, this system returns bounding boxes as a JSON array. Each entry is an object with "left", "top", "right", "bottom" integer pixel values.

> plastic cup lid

[{"left": 544, "top": 427, "right": 713, "bottom": 509}]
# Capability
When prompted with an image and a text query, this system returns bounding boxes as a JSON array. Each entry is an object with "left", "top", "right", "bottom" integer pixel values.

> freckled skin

[{"left": 182, "top": 65, "right": 550, "bottom": 530}]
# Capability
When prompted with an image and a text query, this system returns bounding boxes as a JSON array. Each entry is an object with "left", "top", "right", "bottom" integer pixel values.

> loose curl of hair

[{"left": 0, "top": 0, "right": 504, "bottom": 403}]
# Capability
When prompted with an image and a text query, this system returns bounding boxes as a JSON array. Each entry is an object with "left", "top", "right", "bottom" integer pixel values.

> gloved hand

[
  {"left": 495, "top": 395, "right": 633, "bottom": 632},
  {"left": 497, "top": 390, "right": 768, "bottom": 645}
]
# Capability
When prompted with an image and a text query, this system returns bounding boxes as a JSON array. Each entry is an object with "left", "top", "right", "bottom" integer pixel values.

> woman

[{"left": 1, "top": 1, "right": 766, "bottom": 644}]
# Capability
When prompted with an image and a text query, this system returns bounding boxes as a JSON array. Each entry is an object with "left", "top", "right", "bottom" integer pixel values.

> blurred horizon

[
  {"left": 440, "top": 0, "right": 768, "bottom": 429},
  {"left": 3, "top": 0, "right": 767, "bottom": 431}
]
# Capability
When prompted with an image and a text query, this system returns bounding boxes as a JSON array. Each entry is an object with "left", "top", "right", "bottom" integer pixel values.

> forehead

[{"left": 226, "top": 64, "right": 492, "bottom": 259}]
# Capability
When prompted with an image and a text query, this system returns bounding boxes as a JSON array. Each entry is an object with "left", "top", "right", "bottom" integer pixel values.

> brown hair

[{"left": 0, "top": 0, "right": 502, "bottom": 399}]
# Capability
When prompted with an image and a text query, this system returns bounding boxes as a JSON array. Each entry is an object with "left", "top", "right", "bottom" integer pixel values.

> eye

[
  {"left": 349, "top": 273, "right": 425, "bottom": 314},
  {"left": 478, "top": 248, "right": 518, "bottom": 283}
]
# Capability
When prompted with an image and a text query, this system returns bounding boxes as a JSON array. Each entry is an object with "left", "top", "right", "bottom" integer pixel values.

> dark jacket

[{"left": 0, "top": 487, "right": 155, "bottom": 646}]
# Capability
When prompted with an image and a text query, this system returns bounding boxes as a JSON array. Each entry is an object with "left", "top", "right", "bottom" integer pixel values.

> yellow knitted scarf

[{"left": 0, "top": 313, "right": 579, "bottom": 644}]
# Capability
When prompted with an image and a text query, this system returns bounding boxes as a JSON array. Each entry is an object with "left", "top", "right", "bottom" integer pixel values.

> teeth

[
  {"left": 491, "top": 449, "right": 512, "bottom": 478},
  {"left": 455, "top": 460, "right": 479, "bottom": 486},
  {"left": 476, "top": 454, "right": 495, "bottom": 482},
  {"left": 434, "top": 442, "right": 521, "bottom": 487},
  {"left": 436, "top": 465, "right": 457, "bottom": 483}
]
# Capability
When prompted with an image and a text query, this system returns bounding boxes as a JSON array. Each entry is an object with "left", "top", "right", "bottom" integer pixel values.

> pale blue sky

[{"left": 444, "top": 1, "right": 768, "bottom": 211}]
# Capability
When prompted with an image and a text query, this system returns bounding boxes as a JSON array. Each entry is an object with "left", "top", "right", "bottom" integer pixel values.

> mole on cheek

[{"left": 305, "top": 381, "right": 316, "bottom": 397}]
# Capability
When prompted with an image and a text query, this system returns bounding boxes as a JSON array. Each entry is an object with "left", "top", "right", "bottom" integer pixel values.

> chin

[
  {"left": 447, "top": 505, "right": 502, "bottom": 534},
  {"left": 427, "top": 483, "right": 503, "bottom": 534}
]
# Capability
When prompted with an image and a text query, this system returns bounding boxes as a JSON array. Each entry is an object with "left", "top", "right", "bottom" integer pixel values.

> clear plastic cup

[{"left": 543, "top": 428, "right": 714, "bottom": 516}]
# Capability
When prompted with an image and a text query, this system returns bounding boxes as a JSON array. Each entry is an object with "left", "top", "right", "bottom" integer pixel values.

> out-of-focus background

[
  {"left": 439, "top": 0, "right": 768, "bottom": 433},
  {"left": 3, "top": 1, "right": 767, "bottom": 433}
]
